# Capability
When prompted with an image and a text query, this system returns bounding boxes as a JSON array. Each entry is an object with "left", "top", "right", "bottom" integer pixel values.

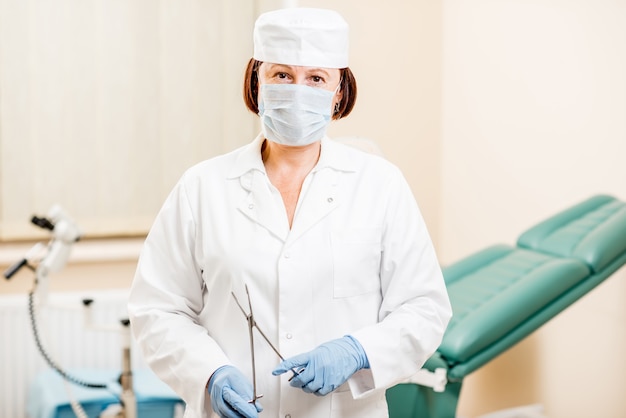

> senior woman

[{"left": 128, "top": 7, "right": 451, "bottom": 418}]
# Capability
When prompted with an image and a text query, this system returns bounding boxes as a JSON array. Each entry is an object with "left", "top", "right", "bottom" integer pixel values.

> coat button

[
  {"left": 286, "top": 333, "right": 293, "bottom": 339},
  {"left": 327, "top": 197, "right": 334, "bottom": 203}
]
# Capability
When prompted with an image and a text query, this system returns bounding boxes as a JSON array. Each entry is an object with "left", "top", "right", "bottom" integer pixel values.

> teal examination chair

[{"left": 386, "top": 194, "right": 626, "bottom": 418}]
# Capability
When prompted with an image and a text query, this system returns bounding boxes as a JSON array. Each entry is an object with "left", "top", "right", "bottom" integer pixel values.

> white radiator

[{"left": 0, "top": 289, "right": 147, "bottom": 418}]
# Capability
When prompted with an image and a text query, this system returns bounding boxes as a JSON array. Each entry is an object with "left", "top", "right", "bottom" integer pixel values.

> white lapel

[
  {"left": 286, "top": 168, "right": 340, "bottom": 245},
  {"left": 237, "top": 170, "right": 289, "bottom": 242}
]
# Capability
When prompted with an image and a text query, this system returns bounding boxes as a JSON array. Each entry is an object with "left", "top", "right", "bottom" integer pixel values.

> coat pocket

[
  {"left": 331, "top": 227, "right": 382, "bottom": 298},
  {"left": 330, "top": 389, "right": 388, "bottom": 418}
]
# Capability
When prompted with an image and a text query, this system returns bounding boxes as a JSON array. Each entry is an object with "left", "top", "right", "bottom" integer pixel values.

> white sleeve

[
  {"left": 349, "top": 168, "right": 452, "bottom": 398},
  {"left": 128, "top": 174, "right": 228, "bottom": 417}
]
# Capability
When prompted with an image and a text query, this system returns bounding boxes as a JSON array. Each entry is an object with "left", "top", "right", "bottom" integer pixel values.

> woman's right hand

[{"left": 208, "top": 365, "right": 263, "bottom": 418}]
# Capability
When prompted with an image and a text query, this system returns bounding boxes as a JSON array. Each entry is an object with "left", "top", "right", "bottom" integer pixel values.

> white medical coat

[{"left": 128, "top": 134, "right": 452, "bottom": 418}]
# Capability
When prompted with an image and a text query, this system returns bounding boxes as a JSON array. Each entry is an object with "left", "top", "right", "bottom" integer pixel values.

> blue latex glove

[
  {"left": 272, "top": 335, "right": 369, "bottom": 396},
  {"left": 207, "top": 365, "right": 263, "bottom": 418}
]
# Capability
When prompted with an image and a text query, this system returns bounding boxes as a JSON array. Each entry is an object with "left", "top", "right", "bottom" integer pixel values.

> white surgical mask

[{"left": 258, "top": 83, "right": 336, "bottom": 146}]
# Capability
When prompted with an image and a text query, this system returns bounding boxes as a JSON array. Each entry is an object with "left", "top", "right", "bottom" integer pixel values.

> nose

[{"left": 292, "top": 74, "right": 309, "bottom": 86}]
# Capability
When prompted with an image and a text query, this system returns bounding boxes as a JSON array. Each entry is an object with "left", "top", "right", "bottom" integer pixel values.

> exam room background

[{"left": 0, "top": 0, "right": 624, "bottom": 417}]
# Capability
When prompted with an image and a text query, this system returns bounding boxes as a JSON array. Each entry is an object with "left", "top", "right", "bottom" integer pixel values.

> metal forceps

[{"left": 231, "top": 285, "right": 303, "bottom": 405}]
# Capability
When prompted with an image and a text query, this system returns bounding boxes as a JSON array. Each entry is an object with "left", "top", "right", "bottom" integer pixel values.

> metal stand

[
  {"left": 117, "top": 319, "right": 137, "bottom": 418},
  {"left": 4, "top": 205, "right": 137, "bottom": 418}
]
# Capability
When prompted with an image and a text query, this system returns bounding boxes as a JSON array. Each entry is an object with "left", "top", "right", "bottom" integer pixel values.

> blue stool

[{"left": 28, "top": 368, "right": 184, "bottom": 418}]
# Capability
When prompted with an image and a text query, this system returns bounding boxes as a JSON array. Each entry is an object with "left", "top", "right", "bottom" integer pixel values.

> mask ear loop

[{"left": 333, "top": 77, "right": 343, "bottom": 117}]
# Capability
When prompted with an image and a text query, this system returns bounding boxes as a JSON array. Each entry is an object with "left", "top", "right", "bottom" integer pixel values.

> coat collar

[
  {"left": 230, "top": 134, "right": 360, "bottom": 242},
  {"left": 227, "top": 133, "right": 359, "bottom": 180},
  {"left": 227, "top": 133, "right": 267, "bottom": 179}
]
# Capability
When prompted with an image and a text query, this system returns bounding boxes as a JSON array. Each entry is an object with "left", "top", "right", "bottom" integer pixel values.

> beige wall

[
  {"left": 2, "top": 1, "right": 625, "bottom": 417},
  {"left": 0, "top": 239, "right": 140, "bottom": 294},
  {"left": 440, "top": 1, "right": 626, "bottom": 417}
]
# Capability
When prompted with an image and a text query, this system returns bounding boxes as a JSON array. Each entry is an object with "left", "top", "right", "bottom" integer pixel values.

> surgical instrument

[{"left": 231, "top": 285, "right": 303, "bottom": 405}]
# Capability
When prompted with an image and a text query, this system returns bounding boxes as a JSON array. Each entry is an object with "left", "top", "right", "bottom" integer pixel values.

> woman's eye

[
  {"left": 277, "top": 73, "right": 289, "bottom": 79},
  {"left": 311, "top": 76, "right": 324, "bottom": 84}
]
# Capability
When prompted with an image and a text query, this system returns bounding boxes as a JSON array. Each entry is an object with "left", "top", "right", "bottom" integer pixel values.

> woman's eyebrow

[
  {"left": 265, "top": 63, "right": 294, "bottom": 72},
  {"left": 264, "top": 64, "right": 330, "bottom": 77},
  {"left": 306, "top": 68, "right": 331, "bottom": 77}
]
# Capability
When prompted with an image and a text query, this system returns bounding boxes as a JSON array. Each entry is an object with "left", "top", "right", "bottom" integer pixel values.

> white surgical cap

[{"left": 253, "top": 8, "right": 349, "bottom": 69}]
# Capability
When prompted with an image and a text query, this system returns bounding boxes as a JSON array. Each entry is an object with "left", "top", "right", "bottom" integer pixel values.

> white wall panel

[{"left": 0, "top": 0, "right": 257, "bottom": 240}]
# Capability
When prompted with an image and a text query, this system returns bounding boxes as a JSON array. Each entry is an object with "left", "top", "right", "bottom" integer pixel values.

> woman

[{"left": 128, "top": 8, "right": 451, "bottom": 418}]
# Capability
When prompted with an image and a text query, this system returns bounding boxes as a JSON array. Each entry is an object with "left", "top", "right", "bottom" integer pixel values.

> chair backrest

[{"left": 517, "top": 194, "right": 626, "bottom": 273}]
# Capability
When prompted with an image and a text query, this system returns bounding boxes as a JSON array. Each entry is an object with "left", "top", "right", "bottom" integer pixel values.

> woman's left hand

[{"left": 271, "top": 335, "right": 369, "bottom": 396}]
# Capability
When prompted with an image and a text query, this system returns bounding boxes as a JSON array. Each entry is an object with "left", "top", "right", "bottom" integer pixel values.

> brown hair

[{"left": 242, "top": 58, "right": 357, "bottom": 120}]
